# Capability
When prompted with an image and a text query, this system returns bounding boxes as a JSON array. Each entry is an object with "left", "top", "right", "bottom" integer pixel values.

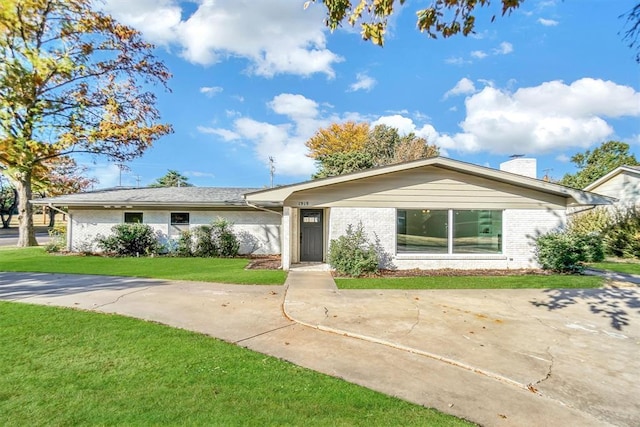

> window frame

[
  {"left": 124, "top": 212, "right": 144, "bottom": 224},
  {"left": 170, "top": 212, "right": 190, "bottom": 225}
]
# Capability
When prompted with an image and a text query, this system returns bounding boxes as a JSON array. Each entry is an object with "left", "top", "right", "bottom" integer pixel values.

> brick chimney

[{"left": 499, "top": 157, "right": 537, "bottom": 179}]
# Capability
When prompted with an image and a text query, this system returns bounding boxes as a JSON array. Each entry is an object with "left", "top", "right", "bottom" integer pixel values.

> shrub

[
  {"left": 605, "top": 207, "right": 640, "bottom": 258},
  {"left": 96, "top": 223, "right": 161, "bottom": 256},
  {"left": 45, "top": 224, "right": 67, "bottom": 253},
  {"left": 535, "top": 231, "right": 605, "bottom": 274},
  {"left": 176, "top": 218, "right": 240, "bottom": 258},
  {"left": 212, "top": 217, "right": 240, "bottom": 257},
  {"left": 567, "top": 207, "right": 612, "bottom": 235},
  {"left": 328, "top": 222, "right": 379, "bottom": 277}
]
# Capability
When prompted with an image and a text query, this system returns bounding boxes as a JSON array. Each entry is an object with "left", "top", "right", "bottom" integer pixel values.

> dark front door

[{"left": 300, "top": 209, "right": 323, "bottom": 262}]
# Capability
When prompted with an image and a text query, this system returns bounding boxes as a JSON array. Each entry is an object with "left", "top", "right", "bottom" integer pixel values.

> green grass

[
  {"left": 0, "top": 247, "right": 285, "bottom": 285},
  {"left": 590, "top": 261, "right": 640, "bottom": 275},
  {"left": 0, "top": 302, "right": 470, "bottom": 426},
  {"left": 336, "top": 274, "right": 603, "bottom": 290}
]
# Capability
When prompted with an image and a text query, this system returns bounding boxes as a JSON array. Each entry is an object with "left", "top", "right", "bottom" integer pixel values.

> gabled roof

[
  {"left": 32, "top": 187, "right": 259, "bottom": 208},
  {"left": 245, "top": 156, "right": 614, "bottom": 206},
  {"left": 584, "top": 165, "right": 640, "bottom": 192}
]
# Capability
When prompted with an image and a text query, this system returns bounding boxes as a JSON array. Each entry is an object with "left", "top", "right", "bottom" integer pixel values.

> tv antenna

[{"left": 269, "top": 156, "right": 276, "bottom": 188}]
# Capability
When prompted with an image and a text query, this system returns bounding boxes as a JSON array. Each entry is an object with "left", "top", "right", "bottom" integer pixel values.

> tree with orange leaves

[{"left": 0, "top": 0, "right": 172, "bottom": 246}]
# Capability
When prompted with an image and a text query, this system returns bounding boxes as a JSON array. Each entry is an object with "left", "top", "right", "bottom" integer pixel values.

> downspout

[{"left": 244, "top": 199, "right": 285, "bottom": 269}]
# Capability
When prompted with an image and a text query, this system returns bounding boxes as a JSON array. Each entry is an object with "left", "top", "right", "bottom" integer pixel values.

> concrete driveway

[{"left": 1, "top": 270, "right": 638, "bottom": 427}]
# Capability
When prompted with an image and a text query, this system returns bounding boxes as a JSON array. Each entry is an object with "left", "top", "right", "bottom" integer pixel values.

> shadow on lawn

[
  {"left": 0, "top": 272, "right": 167, "bottom": 300},
  {"left": 531, "top": 287, "right": 640, "bottom": 331}
]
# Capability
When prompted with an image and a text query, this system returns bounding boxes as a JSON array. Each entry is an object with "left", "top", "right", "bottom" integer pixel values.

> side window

[
  {"left": 124, "top": 212, "right": 143, "bottom": 223},
  {"left": 171, "top": 212, "right": 190, "bottom": 225}
]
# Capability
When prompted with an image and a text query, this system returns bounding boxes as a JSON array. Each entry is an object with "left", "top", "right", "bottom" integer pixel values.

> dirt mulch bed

[{"left": 245, "top": 255, "right": 549, "bottom": 277}]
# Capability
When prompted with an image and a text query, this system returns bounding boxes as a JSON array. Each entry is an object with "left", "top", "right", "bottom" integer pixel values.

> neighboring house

[
  {"left": 33, "top": 157, "right": 612, "bottom": 270},
  {"left": 583, "top": 165, "right": 640, "bottom": 208}
]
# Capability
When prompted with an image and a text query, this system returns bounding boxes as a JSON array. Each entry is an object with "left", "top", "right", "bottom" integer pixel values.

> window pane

[
  {"left": 453, "top": 210, "right": 502, "bottom": 254},
  {"left": 124, "top": 212, "right": 143, "bottom": 223},
  {"left": 171, "top": 212, "right": 190, "bottom": 225},
  {"left": 397, "top": 209, "right": 448, "bottom": 253}
]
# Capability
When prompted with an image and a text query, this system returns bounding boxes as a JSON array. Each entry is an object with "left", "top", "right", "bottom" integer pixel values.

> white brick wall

[
  {"left": 69, "top": 208, "right": 281, "bottom": 255},
  {"left": 327, "top": 207, "right": 566, "bottom": 270}
]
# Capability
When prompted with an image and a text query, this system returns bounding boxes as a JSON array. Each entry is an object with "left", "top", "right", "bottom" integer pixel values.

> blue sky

[{"left": 91, "top": 0, "right": 640, "bottom": 189}]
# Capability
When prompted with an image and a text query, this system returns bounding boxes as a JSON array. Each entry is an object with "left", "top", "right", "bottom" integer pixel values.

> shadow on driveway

[
  {"left": 531, "top": 287, "right": 640, "bottom": 331},
  {"left": 0, "top": 272, "right": 167, "bottom": 300}
]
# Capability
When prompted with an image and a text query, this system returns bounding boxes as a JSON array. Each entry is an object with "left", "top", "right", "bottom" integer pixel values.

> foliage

[
  {"left": 0, "top": 247, "right": 286, "bottom": 285},
  {"left": 535, "top": 231, "right": 605, "bottom": 274},
  {"left": 306, "top": 121, "right": 370, "bottom": 158},
  {"left": 44, "top": 224, "right": 66, "bottom": 253},
  {"left": 559, "top": 141, "right": 639, "bottom": 189},
  {"left": 328, "top": 222, "right": 379, "bottom": 276},
  {"left": 35, "top": 156, "right": 96, "bottom": 226},
  {"left": 0, "top": 0, "right": 172, "bottom": 247},
  {"left": 0, "top": 302, "right": 468, "bottom": 426},
  {"left": 0, "top": 173, "right": 17, "bottom": 228},
  {"left": 605, "top": 207, "right": 640, "bottom": 258},
  {"left": 150, "top": 169, "right": 194, "bottom": 187},
  {"left": 622, "top": 3, "right": 640, "bottom": 62},
  {"left": 96, "top": 223, "right": 161, "bottom": 256},
  {"left": 567, "top": 208, "right": 612, "bottom": 235},
  {"left": 178, "top": 218, "right": 240, "bottom": 257},
  {"left": 308, "top": 123, "right": 438, "bottom": 179},
  {"left": 309, "top": 0, "right": 523, "bottom": 46}
]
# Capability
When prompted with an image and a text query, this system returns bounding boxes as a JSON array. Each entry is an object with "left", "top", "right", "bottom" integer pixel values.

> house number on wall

[{"left": 297, "top": 201, "right": 310, "bottom": 206}]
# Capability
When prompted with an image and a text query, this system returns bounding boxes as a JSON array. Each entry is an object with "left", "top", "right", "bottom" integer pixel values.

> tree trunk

[
  {"left": 48, "top": 207, "right": 56, "bottom": 228},
  {"left": 14, "top": 173, "right": 38, "bottom": 247}
]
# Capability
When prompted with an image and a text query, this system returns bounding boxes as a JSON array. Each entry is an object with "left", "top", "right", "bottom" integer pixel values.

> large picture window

[{"left": 397, "top": 209, "right": 502, "bottom": 254}]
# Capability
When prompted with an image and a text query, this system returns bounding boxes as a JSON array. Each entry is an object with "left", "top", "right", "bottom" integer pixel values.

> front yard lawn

[
  {"left": 0, "top": 302, "right": 469, "bottom": 426},
  {"left": 335, "top": 274, "right": 603, "bottom": 290},
  {"left": 590, "top": 261, "right": 640, "bottom": 275},
  {"left": 0, "top": 247, "right": 286, "bottom": 285}
]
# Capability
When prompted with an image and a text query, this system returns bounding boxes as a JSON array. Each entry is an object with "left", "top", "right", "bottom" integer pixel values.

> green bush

[
  {"left": 567, "top": 208, "right": 612, "bottom": 235},
  {"left": 45, "top": 224, "right": 67, "bottom": 253},
  {"left": 211, "top": 217, "right": 240, "bottom": 257},
  {"left": 96, "top": 223, "right": 161, "bottom": 257},
  {"left": 176, "top": 218, "right": 240, "bottom": 258},
  {"left": 328, "top": 222, "right": 379, "bottom": 277},
  {"left": 605, "top": 207, "right": 640, "bottom": 258},
  {"left": 535, "top": 231, "right": 604, "bottom": 274}
]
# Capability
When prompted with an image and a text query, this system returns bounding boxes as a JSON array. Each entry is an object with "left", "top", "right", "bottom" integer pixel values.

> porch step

[{"left": 284, "top": 270, "right": 337, "bottom": 291}]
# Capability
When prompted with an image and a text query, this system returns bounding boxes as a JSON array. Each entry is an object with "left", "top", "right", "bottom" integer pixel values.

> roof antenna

[{"left": 269, "top": 156, "right": 276, "bottom": 188}]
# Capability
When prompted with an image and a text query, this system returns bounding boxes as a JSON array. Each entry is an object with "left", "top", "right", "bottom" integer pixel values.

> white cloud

[
  {"left": 197, "top": 126, "right": 240, "bottom": 142},
  {"left": 471, "top": 50, "right": 488, "bottom": 59},
  {"left": 444, "top": 78, "right": 477, "bottom": 99},
  {"left": 87, "top": 163, "right": 122, "bottom": 188},
  {"left": 185, "top": 171, "right": 216, "bottom": 179},
  {"left": 555, "top": 154, "right": 570, "bottom": 162},
  {"left": 438, "top": 78, "right": 640, "bottom": 155},
  {"left": 538, "top": 18, "right": 559, "bottom": 26},
  {"left": 493, "top": 42, "right": 514, "bottom": 55},
  {"left": 348, "top": 73, "right": 377, "bottom": 92},
  {"left": 269, "top": 94, "right": 319, "bottom": 120},
  {"left": 445, "top": 56, "right": 467, "bottom": 65},
  {"left": 200, "top": 86, "right": 223, "bottom": 97},
  {"left": 102, "top": 0, "right": 342, "bottom": 77}
]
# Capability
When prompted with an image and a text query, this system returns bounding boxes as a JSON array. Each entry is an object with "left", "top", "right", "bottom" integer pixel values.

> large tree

[
  {"left": 0, "top": 0, "right": 172, "bottom": 246},
  {"left": 150, "top": 170, "right": 193, "bottom": 188},
  {"left": 307, "top": 122, "right": 439, "bottom": 178},
  {"left": 559, "top": 141, "right": 639, "bottom": 189}
]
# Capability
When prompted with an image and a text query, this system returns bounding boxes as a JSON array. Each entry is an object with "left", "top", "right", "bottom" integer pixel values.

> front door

[{"left": 300, "top": 209, "right": 323, "bottom": 262}]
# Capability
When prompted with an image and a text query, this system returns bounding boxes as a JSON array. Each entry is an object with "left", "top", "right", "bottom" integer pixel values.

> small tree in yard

[
  {"left": 177, "top": 218, "right": 240, "bottom": 258},
  {"left": 328, "top": 222, "right": 379, "bottom": 276}
]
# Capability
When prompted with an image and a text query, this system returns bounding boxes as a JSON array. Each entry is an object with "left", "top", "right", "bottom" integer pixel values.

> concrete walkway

[{"left": 1, "top": 270, "right": 639, "bottom": 427}]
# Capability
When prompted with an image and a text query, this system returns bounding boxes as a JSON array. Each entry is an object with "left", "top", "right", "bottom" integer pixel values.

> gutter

[{"left": 244, "top": 199, "right": 283, "bottom": 216}]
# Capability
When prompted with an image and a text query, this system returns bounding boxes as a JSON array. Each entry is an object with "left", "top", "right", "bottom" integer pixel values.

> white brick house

[{"left": 34, "top": 157, "right": 612, "bottom": 270}]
